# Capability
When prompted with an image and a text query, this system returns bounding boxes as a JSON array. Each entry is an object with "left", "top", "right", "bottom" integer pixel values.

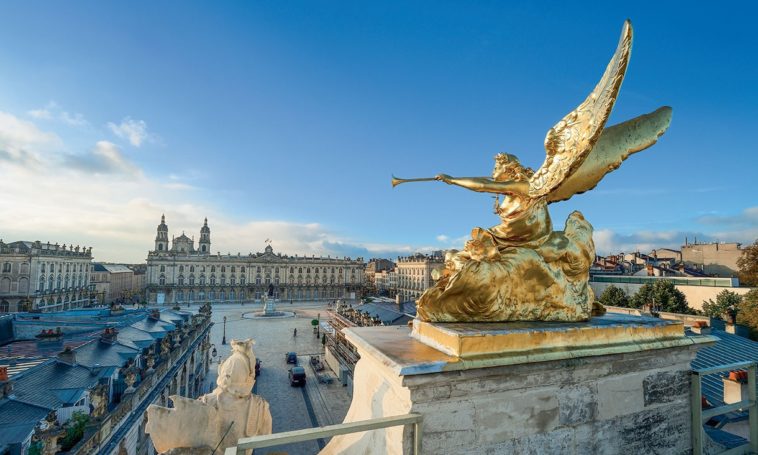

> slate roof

[
  {"left": 11, "top": 360, "right": 109, "bottom": 409},
  {"left": 690, "top": 328, "right": 758, "bottom": 407},
  {"left": 115, "top": 326, "right": 161, "bottom": 350},
  {"left": 130, "top": 317, "right": 176, "bottom": 335},
  {"left": 354, "top": 301, "right": 416, "bottom": 326},
  {"left": 73, "top": 339, "right": 139, "bottom": 368}
]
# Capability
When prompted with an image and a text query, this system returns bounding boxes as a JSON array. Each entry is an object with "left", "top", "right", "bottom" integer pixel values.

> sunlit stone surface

[{"left": 146, "top": 339, "right": 272, "bottom": 454}]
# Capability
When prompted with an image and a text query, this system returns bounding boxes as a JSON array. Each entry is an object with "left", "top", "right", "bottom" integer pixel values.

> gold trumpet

[{"left": 391, "top": 175, "right": 438, "bottom": 187}]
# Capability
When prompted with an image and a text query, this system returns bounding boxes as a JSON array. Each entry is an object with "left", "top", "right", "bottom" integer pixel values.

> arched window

[
  {"left": 298, "top": 267, "right": 303, "bottom": 274},
  {"left": 240, "top": 266, "right": 245, "bottom": 273},
  {"left": 48, "top": 275, "right": 54, "bottom": 290},
  {"left": 231, "top": 266, "right": 236, "bottom": 273},
  {"left": 230, "top": 277, "right": 236, "bottom": 286},
  {"left": 274, "top": 277, "right": 279, "bottom": 285},
  {"left": 179, "top": 265, "right": 184, "bottom": 273},
  {"left": 290, "top": 267, "right": 294, "bottom": 273},
  {"left": 240, "top": 277, "right": 245, "bottom": 285},
  {"left": 210, "top": 275, "right": 216, "bottom": 285},
  {"left": 211, "top": 266, "right": 216, "bottom": 273},
  {"left": 39, "top": 275, "right": 45, "bottom": 291},
  {"left": 41, "top": 264, "right": 46, "bottom": 273},
  {"left": 257, "top": 266, "right": 261, "bottom": 273},
  {"left": 307, "top": 267, "right": 310, "bottom": 274},
  {"left": 158, "top": 244, "right": 164, "bottom": 251},
  {"left": 221, "top": 277, "right": 226, "bottom": 285},
  {"left": 201, "top": 266, "right": 206, "bottom": 272},
  {"left": 159, "top": 275, "right": 165, "bottom": 285},
  {"left": 189, "top": 276, "right": 195, "bottom": 285},
  {"left": 56, "top": 275, "right": 62, "bottom": 290},
  {"left": 314, "top": 267, "right": 319, "bottom": 274},
  {"left": 160, "top": 265, "right": 165, "bottom": 273},
  {"left": 178, "top": 275, "right": 184, "bottom": 285},
  {"left": 66, "top": 264, "right": 70, "bottom": 272},
  {"left": 256, "top": 276, "right": 261, "bottom": 285},
  {"left": 190, "top": 265, "right": 195, "bottom": 273},
  {"left": 2, "top": 263, "right": 11, "bottom": 273},
  {"left": 200, "top": 275, "right": 206, "bottom": 285},
  {"left": 221, "top": 266, "right": 226, "bottom": 273}
]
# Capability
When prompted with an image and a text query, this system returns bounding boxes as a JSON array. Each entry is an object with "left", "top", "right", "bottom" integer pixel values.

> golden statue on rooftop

[{"left": 392, "top": 21, "right": 672, "bottom": 322}]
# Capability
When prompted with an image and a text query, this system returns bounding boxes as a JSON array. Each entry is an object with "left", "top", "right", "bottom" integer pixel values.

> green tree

[
  {"left": 597, "top": 285, "right": 630, "bottom": 308},
  {"left": 702, "top": 290, "right": 743, "bottom": 319},
  {"left": 737, "top": 289, "right": 758, "bottom": 340},
  {"left": 630, "top": 280, "right": 692, "bottom": 314},
  {"left": 27, "top": 441, "right": 42, "bottom": 455},
  {"left": 738, "top": 239, "right": 758, "bottom": 286},
  {"left": 59, "top": 411, "right": 90, "bottom": 451}
]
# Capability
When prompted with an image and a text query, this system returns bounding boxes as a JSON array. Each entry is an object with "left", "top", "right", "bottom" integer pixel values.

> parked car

[
  {"left": 255, "top": 359, "right": 261, "bottom": 377},
  {"left": 289, "top": 366, "right": 306, "bottom": 387},
  {"left": 285, "top": 352, "right": 297, "bottom": 364}
]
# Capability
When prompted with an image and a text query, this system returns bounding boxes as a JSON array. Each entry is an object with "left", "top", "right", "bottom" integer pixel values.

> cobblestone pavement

[{"left": 195, "top": 302, "right": 353, "bottom": 455}]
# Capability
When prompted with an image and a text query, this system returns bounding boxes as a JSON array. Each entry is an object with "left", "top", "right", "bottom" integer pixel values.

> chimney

[
  {"left": 691, "top": 321, "right": 711, "bottom": 335},
  {"left": 100, "top": 327, "right": 118, "bottom": 344},
  {"left": 723, "top": 370, "right": 749, "bottom": 407},
  {"left": 57, "top": 346, "right": 77, "bottom": 366},
  {"left": 0, "top": 367, "right": 12, "bottom": 399}
]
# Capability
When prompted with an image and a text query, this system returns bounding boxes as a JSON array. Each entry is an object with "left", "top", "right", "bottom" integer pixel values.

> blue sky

[{"left": 0, "top": 1, "right": 756, "bottom": 262}]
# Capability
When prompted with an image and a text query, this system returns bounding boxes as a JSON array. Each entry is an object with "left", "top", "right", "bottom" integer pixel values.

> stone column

[{"left": 321, "top": 314, "right": 714, "bottom": 455}]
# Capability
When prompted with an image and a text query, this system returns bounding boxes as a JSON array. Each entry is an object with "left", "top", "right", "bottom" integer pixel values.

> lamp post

[{"left": 222, "top": 316, "right": 227, "bottom": 345}]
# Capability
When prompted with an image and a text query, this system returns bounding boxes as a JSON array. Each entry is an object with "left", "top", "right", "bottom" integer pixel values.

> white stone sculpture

[{"left": 146, "top": 339, "right": 272, "bottom": 455}]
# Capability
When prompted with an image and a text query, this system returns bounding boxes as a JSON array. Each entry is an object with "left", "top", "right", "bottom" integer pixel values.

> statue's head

[{"left": 492, "top": 153, "right": 534, "bottom": 182}]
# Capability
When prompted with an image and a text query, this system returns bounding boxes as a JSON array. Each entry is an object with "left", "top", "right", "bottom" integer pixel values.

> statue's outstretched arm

[{"left": 436, "top": 174, "right": 529, "bottom": 195}]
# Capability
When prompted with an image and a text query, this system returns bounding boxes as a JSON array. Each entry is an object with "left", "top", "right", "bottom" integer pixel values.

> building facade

[
  {"left": 91, "top": 264, "right": 137, "bottom": 304},
  {"left": 395, "top": 253, "right": 444, "bottom": 302},
  {"left": 682, "top": 242, "right": 743, "bottom": 277},
  {"left": 145, "top": 216, "right": 365, "bottom": 305},
  {"left": 0, "top": 240, "right": 93, "bottom": 313}
]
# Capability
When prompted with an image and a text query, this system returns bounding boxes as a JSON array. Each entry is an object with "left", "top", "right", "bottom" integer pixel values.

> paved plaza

[{"left": 198, "top": 302, "right": 353, "bottom": 455}]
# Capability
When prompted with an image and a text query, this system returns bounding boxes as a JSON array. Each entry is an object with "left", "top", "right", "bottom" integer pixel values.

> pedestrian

[{"left": 293, "top": 328, "right": 297, "bottom": 337}]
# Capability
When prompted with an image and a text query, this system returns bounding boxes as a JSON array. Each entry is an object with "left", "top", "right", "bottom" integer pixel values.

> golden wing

[
  {"left": 547, "top": 106, "right": 672, "bottom": 203},
  {"left": 529, "top": 20, "right": 633, "bottom": 199}
]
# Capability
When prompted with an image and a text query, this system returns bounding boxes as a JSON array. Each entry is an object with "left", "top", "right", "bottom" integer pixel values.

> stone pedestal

[{"left": 321, "top": 314, "right": 714, "bottom": 455}]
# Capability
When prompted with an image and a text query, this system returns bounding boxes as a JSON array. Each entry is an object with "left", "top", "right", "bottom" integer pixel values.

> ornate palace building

[
  {"left": 0, "top": 240, "right": 93, "bottom": 313},
  {"left": 145, "top": 216, "right": 365, "bottom": 305},
  {"left": 396, "top": 253, "right": 444, "bottom": 302}
]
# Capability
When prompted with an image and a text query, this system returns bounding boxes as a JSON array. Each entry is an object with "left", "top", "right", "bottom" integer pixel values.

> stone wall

[
  {"left": 401, "top": 346, "right": 697, "bottom": 454},
  {"left": 323, "top": 322, "right": 708, "bottom": 455}
]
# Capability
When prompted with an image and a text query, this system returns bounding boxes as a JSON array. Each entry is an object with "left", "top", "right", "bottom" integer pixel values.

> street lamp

[{"left": 222, "top": 316, "right": 227, "bottom": 345}]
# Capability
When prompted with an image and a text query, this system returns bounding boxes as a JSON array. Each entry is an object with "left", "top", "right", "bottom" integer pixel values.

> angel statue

[{"left": 392, "top": 20, "right": 672, "bottom": 322}]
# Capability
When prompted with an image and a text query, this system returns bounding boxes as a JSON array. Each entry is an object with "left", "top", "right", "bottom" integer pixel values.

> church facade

[{"left": 145, "top": 215, "right": 365, "bottom": 305}]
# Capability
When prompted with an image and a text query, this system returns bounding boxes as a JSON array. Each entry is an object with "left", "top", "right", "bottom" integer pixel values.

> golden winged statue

[{"left": 393, "top": 21, "right": 672, "bottom": 322}]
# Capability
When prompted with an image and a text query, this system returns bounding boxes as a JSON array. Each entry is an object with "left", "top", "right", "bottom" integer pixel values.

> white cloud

[
  {"left": 108, "top": 117, "right": 152, "bottom": 147},
  {"left": 63, "top": 141, "right": 142, "bottom": 177},
  {"left": 27, "top": 101, "right": 88, "bottom": 127},
  {"left": 0, "top": 111, "right": 62, "bottom": 166},
  {"left": 0, "top": 110, "right": 427, "bottom": 262}
]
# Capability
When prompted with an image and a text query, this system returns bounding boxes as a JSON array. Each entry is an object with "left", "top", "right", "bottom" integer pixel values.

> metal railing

[
  {"left": 692, "top": 361, "right": 758, "bottom": 454},
  {"left": 224, "top": 413, "right": 423, "bottom": 455}
]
